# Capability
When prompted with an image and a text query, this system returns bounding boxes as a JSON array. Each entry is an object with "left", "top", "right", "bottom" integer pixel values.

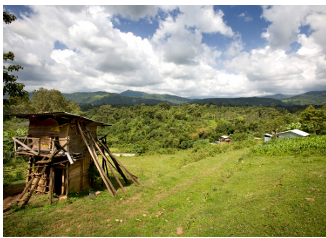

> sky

[{"left": 3, "top": 3, "right": 326, "bottom": 98}]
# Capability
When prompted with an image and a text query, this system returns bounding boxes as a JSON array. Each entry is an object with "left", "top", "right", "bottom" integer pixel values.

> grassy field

[{"left": 3, "top": 145, "right": 326, "bottom": 237}]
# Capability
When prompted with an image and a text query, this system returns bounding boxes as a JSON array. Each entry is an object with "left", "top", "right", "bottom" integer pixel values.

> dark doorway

[{"left": 54, "top": 168, "right": 63, "bottom": 195}]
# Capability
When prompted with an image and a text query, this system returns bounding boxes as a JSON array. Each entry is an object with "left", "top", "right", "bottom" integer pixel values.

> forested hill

[
  {"left": 60, "top": 90, "right": 325, "bottom": 106},
  {"left": 260, "top": 94, "right": 293, "bottom": 100},
  {"left": 62, "top": 91, "right": 168, "bottom": 105},
  {"left": 190, "top": 97, "right": 285, "bottom": 106},
  {"left": 282, "top": 91, "right": 326, "bottom": 105},
  {"left": 120, "top": 90, "right": 191, "bottom": 104}
]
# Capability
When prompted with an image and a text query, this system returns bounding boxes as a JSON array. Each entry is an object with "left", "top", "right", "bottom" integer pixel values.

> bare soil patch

[{"left": 3, "top": 184, "right": 25, "bottom": 212}]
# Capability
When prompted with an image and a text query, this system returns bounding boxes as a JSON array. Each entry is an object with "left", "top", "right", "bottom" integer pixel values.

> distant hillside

[
  {"left": 282, "top": 91, "right": 326, "bottom": 105},
  {"left": 120, "top": 90, "right": 147, "bottom": 97},
  {"left": 60, "top": 90, "right": 325, "bottom": 107},
  {"left": 120, "top": 90, "right": 191, "bottom": 104},
  {"left": 63, "top": 91, "right": 111, "bottom": 104},
  {"left": 190, "top": 97, "right": 285, "bottom": 106},
  {"left": 260, "top": 94, "right": 294, "bottom": 100},
  {"left": 63, "top": 91, "right": 167, "bottom": 105}
]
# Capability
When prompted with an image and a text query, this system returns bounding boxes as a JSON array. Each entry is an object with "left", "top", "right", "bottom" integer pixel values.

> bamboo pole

[{"left": 77, "top": 121, "right": 115, "bottom": 197}]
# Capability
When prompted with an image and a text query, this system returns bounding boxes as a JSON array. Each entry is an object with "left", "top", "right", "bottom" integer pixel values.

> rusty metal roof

[{"left": 6, "top": 112, "right": 112, "bottom": 126}]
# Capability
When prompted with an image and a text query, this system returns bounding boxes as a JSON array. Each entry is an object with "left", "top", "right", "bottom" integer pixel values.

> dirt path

[{"left": 3, "top": 184, "right": 25, "bottom": 212}]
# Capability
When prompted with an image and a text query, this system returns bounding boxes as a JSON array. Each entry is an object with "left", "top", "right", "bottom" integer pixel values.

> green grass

[{"left": 3, "top": 147, "right": 326, "bottom": 237}]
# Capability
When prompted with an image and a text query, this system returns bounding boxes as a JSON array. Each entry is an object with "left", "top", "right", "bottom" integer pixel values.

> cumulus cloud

[{"left": 3, "top": 5, "right": 326, "bottom": 97}]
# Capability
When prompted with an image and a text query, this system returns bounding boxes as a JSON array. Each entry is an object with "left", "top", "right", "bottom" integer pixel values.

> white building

[
  {"left": 264, "top": 133, "right": 273, "bottom": 142},
  {"left": 278, "top": 129, "right": 310, "bottom": 139}
]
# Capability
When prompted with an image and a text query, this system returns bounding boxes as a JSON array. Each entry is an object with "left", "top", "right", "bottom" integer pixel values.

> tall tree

[
  {"left": 299, "top": 105, "right": 325, "bottom": 135},
  {"left": 9, "top": 88, "right": 81, "bottom": 114},
  {"left": 3, "top": 11, "right": 28, "bottom": 111},
  {"left": 31, "top": 88, "right": 81, "bottom": 114}
]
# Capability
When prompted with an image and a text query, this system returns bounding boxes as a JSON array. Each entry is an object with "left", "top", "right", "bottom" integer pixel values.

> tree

[
  {"left": 31, "top": 88, "right": 81, "bottom": 114},
  {"left": 299, "top": 105, "right": 325, "bottom": 135},
  {"left": 10, "top": 88, "right": 81, "bottom": 114},
  {"left": 3, "top": 11, "right": 28, "bottom": 111}
]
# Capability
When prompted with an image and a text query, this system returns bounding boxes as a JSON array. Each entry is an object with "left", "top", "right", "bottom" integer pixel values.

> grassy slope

[{"left": 3, "top": 148, "right": 326, "bottom": 237}]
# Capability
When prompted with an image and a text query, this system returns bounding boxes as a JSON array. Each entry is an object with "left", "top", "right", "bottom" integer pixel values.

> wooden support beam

[
  {"left": 97, "top": 138, "right": 134, "bottom": 185},
  {"left": 98, "top": 139, "right": 140, "bottom": 185},
  {"left": 65, "top": 162, "right": 69, "bottom": 196},
  {"left": 77, "top": 121, "right": 116, "bottom": 197},
  {"left": 61, "top": 168, "right": 65, "bottom": 195},
  {"left": 84, "top": 128, "right": 118, "bottom": 196},
  {"left": 49, "top": 167, "right": 54, "bottom": 205},
  {"left": 12, "top": 137, "right": 38, "bottom": 155},
  {"left": 87, "top": 131, "right": 127, "bottom": 195}
]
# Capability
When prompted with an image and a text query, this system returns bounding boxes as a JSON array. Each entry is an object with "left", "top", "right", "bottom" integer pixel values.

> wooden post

[
  {"left": 65, "top": 162, "right": 69, "bottom": 196},
  {"left": 49, "top": 167, "right": 54, "bottom": 205},
  {"left": 81, "top": 159, "right": 84, "bottom": 191},
  {"left": 61, "top": 168, "right": 65, "bottom": 195},
  {"left": 26, "top": 156, "right": 32, "bottom": 184},
  {"left": 38, "top": 138, "right": 41, "bottom": 155}
]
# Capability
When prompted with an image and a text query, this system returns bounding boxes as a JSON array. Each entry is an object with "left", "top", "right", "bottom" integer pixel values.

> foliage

[
  {"left": 91, "top": 103, "right": 302, "bottom": 153},
  {"left": 299, "top": 105, "right": 326, "bottom": 135},
  {"left": 251, "top": 135, "right": 326, "bottom": 156},
  {"left": 3, "top": 128, "right": 29, "bottom": 184},
  {"left": 10, "top": 87, "right": 81, "bottom": 114},
  {"left": 3, "top": 11, "right": 28, "bottom": 112}
]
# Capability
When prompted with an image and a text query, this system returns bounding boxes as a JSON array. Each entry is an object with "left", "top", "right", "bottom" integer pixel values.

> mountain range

[{"left": 61, "top": 90, "right": 326, "bottom": 107}]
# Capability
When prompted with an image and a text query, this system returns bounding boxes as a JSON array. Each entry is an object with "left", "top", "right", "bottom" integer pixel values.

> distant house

[
  {"left": 278, "top": 129, "right": 310, "bottom": 139},
  {"left": 264, "top": 133, "right": 273, "bottom": 142},
  {"left": 220, "top": 135, "right": 231, "bottom": 143}
]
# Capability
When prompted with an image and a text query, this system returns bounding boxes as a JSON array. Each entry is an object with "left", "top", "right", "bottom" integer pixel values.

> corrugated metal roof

[
  {"left": 278, "top": 129, "right": 310, "bottom": 137},
  {"left": 6, "top": 112, "right": 112, "bottom": 126},
  {"left": 220, "top": 135, "right": 230, "bottom": 138}
]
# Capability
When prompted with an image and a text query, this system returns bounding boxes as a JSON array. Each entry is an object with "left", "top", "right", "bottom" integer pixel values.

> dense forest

[
  {"left": 4, "top": 88, "right": 326, "bottom": 156},
  {"left": 3, "top": 87, "right": 326, "bottom": 185}
]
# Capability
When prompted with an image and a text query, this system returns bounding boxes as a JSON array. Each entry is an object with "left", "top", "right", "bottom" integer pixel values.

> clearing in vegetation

[{"left": 3, "top": 138, "right": 326, "bottom": 237}]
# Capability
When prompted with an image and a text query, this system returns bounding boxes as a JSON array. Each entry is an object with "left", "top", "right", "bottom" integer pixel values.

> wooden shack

[
  {"left": 219, "top": 135, "right": 231, "bottom": 144},
  {"left": 10, "top": 112, "right": 139, "bottom": 207}
]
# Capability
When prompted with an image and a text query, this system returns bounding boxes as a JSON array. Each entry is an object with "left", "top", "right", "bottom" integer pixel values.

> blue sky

[{"left": 3, "top": 5, "right": 326, "bottom": 97}]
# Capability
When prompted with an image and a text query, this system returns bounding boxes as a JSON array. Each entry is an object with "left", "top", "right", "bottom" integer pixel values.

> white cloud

[
  {"left": 3, "top": 5, "right": 326, "bottom": 97},
  {"left": 237, "top": 12, "right": 253, "bottom": 22}
]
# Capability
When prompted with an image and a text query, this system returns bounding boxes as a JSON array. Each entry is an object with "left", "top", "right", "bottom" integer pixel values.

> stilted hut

[{"left": 9, "top": 112, "right": 139, "bottom": 207}]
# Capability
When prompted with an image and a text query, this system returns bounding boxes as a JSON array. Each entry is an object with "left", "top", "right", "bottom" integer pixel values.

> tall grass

[{"left": 251, "top": 135, "right": 326, "bottom": 156}]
